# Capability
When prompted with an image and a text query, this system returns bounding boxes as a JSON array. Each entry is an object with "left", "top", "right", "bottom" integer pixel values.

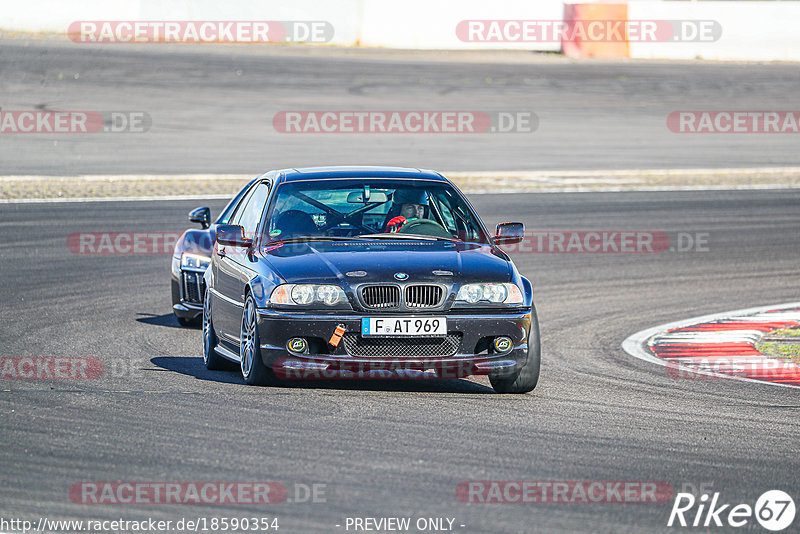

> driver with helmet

[{"left": 384, "top": 189, "right": 428, "bottom": 233}]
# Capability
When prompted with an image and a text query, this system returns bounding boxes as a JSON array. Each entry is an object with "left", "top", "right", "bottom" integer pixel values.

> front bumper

[
  {"left": 171, "top": 268, "right": 206, "bottom": 320},
  {"left": 255, "top": 308, "right": 532, "bottom": 378}
]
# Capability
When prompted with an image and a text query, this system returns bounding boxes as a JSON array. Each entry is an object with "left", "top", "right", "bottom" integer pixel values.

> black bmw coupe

[{"left": 201, "top": 166, "right": 540, "bottom": 393}]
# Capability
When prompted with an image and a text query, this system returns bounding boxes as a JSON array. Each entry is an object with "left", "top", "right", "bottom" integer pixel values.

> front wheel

[
  {"left": 489, "top": 307, "right": 540, "bottom": 394},
  {"left": 240, "top": 295, "right": 278, "bottom": 386}
]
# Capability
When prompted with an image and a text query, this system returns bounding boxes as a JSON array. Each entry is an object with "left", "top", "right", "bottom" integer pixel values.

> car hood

[{"left": 257, "top": 240, "right": 511, "bottom": 284}]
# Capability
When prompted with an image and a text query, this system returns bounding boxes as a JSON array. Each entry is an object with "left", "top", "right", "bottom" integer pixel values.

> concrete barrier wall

[
  {"left": 0, "top": 0, "right": 363, "bottom": 45},
  {"left": 1, "top": 0, "right": 798, "bottom": 60},
  {"left": 628, "top": 1, "right": 800, "bottom": 61},
  {"left": 358, "top": 0, "right": 563, "bottom": 51},
  {"left": 0, "top": 0, "right": 562, "bottom": 50}
]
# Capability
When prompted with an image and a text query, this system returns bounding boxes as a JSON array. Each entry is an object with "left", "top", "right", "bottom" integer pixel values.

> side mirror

[
  {"left": 216, "top": 224, "right": 252, "bottom": 248},
  {"left": 494, "top": 222, "right": 524, "bottom": 245},
  {"left": 189, "top": 207, "right": 211, "bottom": 229}
]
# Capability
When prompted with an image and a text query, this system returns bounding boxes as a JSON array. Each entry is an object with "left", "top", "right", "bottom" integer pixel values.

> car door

[
  {"left": 210, "top": 182, "right": 257, "bottom": 346},
  {"left": 214, "top": 181, "right": 271, "bottom": 347}
]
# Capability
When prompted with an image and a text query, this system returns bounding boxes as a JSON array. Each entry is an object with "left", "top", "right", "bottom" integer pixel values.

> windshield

[{"left": 263, "top": 179, "right": 489, "bottom": 244}]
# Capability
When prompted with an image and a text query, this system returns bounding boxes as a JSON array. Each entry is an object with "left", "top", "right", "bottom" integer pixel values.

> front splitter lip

[
  {"left": 268, "top": 353, "right": 521, "bottom": 379},
  {"left": 173, "top": 302, "right": 202, "bottom": 319}
]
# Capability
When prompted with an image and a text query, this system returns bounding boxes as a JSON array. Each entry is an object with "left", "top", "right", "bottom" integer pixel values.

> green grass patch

[
  {"left": 756, "top": 341, "right": 800, "bottom": 364},
  {"left": 770, "top": 327, "right": 800, "bottom": 338}
]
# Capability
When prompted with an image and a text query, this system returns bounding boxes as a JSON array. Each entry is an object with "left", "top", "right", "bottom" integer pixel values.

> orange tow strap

[{"left": 329, "top": 324, "right": 346, "bottom": 347}]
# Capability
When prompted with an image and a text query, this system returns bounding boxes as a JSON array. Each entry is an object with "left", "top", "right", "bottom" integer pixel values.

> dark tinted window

[
  {"left": 236, "top": 182, "right": 270, "bottom": 238},
  {"left": 228, "top": 183, "right": 258, "bottom": 226},
  {"left": 216, "top": 179, "right": 258, "bottom": 225}
]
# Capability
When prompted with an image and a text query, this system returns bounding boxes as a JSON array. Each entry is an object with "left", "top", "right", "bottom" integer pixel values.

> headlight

[
  {"left": 181, "top": 253, "right": 211, "bottom": 270},
  {"left": 270, "top": 284, "right": 348, "bottom": 306},
  {"left": 456, "top": 283, "right": 523, "bottom": 305},
  {"left": 291, "top": 285, "right": 315, "bottom": 305},
  {"left": 316, "top": 285, "right": 344, "bottom": 305}
]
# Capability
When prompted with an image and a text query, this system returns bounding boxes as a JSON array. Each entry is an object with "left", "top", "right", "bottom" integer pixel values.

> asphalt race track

[
  {"left": 2, "top": 190, "right": 800, "bottom": 532},
  {"left": 2, "top": 39, "right": 800, "bottom": 174},
  {"left": 2, "top": 39, "right": 800, "bottom": 533}
]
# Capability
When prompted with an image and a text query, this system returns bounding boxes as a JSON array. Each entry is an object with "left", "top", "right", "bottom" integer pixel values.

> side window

[
  {"left": 228, "top": 184, "right": 258, "bottom": 226},
  {"left": 434, "top": 192, "right": 483, "bottom": 242},
  {"left": 237, "top": 183, "right": 270, "bottom": 239},
  {"left": 218, "top": 183, "right": 253, "bottom": 224},
  {"left": 434, "top": 196, "right": 457, "bottom": 232}
]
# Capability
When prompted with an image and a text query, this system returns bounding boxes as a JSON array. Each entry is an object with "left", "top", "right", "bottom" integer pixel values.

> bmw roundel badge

[{"left": 394, "top": 272, "right": 409, "bottom": 281}]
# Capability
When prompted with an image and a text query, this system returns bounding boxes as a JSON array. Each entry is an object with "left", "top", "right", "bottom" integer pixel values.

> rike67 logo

[{"left": 668, "top": 490, "right": 796, "bottom": 531}]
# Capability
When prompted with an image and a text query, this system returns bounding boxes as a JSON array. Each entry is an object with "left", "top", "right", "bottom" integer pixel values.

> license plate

[{"left": 362, "top": 317, "right": 447, "bottom": 337}]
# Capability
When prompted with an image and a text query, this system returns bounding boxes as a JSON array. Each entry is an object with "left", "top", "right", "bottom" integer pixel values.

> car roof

[{"left": 274, "top": 166, "right": 449, "bottom": 184}]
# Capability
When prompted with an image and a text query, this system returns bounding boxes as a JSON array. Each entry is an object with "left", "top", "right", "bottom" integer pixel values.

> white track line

[{"left": 621, "top": 302, "right": 800, "bottom": 390}]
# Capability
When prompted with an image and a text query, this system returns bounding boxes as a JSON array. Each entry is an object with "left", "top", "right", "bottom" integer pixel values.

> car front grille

[
  {"left": 361, "top": 285, "right": 400, "bottom": 309},
  {"left": 405, "top": 284, "right": 443, "bottom": 308},
  {"left": 182, "top": 271, "right": 205, "bottom": 304},
  {"left": 342, "top": 333, "right": 461, "bottom": 358}
]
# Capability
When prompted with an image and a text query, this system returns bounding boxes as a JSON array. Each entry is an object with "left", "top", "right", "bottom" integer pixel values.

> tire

[
  {"left": 489, "top": 306, "right": 541, "bottom": 394},
  {"left": 239, "top": 295, "right": 278, "bottom": 386},
  {"left": 202, "top": 289, "right": 228, "bottom": 370}
]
